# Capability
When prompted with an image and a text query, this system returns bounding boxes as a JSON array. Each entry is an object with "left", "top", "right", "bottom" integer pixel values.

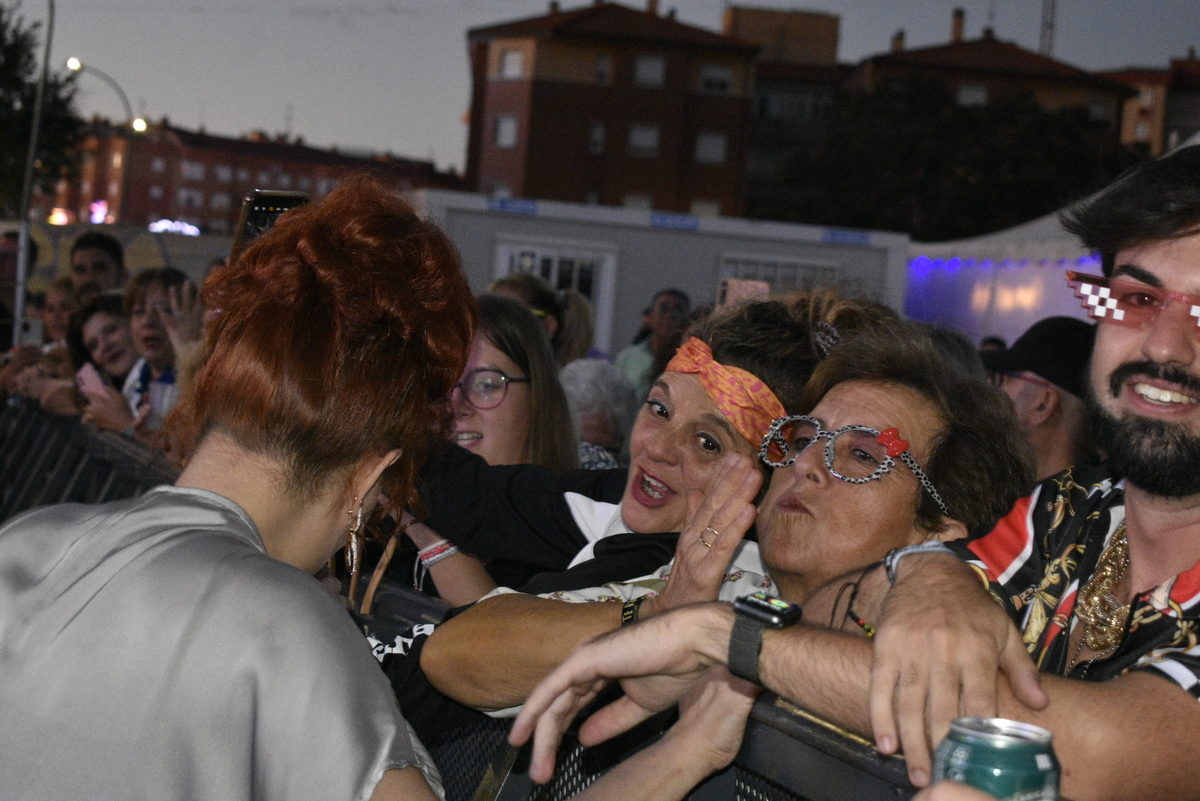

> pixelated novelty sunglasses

[{"left": 1068, "top": 271, "right": 1200, "bottom": 332}]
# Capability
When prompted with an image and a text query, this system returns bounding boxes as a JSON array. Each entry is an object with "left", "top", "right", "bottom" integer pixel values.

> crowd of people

[{"left": 3, "top": 145, "right": 1200, "bottom": 801}]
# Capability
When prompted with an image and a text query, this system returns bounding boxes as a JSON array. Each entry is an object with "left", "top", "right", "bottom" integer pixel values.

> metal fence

[{"left": 0, "top": 396, "right": 179, "bottom": 524}]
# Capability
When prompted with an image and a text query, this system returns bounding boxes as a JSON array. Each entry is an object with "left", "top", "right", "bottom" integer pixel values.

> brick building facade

[
  {"left": 48, "top": 121, "right": 462, "bottom": 233},
  {"left": 465, "top": 1, "right": 757, "bottom": 217}
]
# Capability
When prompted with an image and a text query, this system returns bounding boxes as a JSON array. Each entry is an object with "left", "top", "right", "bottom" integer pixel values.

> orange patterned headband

[{"left": 665, "top": 337, "right": 786, "bottom": 446}]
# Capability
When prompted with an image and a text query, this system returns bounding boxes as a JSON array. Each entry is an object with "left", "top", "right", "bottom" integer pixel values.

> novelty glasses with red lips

[
  {"left": 1068, "top": 271, "right": 1200, "bottom": 331},
  {"left": 759, "top": 415, "right": 951, "bottom": 517}
]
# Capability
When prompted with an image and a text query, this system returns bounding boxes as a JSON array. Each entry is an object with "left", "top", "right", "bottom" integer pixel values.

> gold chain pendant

[{"left": 1074, "top": 522, "right": 1130, "bottom": 653}]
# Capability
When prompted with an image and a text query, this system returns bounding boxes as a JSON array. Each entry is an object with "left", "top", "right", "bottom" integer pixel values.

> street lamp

[{"left": 65, "top": 57, "right": 146, "bottom": 131}]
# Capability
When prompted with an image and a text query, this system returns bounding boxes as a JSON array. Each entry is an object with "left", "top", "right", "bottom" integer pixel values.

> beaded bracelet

[
  {"left": 418, "top": 540, "right": 456, "bottom": 564},
  {"left": 413, "top": 538, "right": 459, "bottom": 591}
]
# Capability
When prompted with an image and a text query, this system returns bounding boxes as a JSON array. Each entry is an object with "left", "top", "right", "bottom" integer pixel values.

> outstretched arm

[{"left": 422, "top": 455, "right": 761, "bottom": 711}]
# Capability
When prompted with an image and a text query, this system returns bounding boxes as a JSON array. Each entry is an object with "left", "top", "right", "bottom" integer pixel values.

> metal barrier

[{"left": 0, "top": 396, "right": 179, "bottom": 524}]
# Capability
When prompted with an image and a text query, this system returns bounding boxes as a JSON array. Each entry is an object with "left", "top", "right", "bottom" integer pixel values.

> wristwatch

[{"left": 728, "top": 591, "right": 802, "bottom": 685}]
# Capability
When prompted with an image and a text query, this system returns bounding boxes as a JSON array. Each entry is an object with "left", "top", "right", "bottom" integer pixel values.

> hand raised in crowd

[
  {"left": 160, "top": 280, "right": 204, "bottom": 354},
  {"left": 869, "top": 553, "right": 1047, "bottom": 783},
  {"left": 640, "top": 454, "right": 761, "bottom": 617},
  {"left": 1, "top": 344, "right": 43, "bottom": 393},
  {"left": 510, "top": 603, "right": 732, "bottom": 782},
  {"left": 81, "top": 384, "right": 138, "bottom": 433}
]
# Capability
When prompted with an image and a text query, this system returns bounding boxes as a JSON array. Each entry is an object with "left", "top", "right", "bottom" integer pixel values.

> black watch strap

[{"left": 728, "top": 612, "right": 765, "bottom": 684}]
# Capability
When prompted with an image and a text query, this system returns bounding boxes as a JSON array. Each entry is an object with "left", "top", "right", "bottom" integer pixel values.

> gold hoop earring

[{"left": 346, "top": 497, "right": 364, "bottom": 576}]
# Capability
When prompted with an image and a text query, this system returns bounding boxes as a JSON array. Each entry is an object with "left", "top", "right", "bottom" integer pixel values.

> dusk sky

[{"left": 38, "top": 0, "right": 1200, "bottom": 174}]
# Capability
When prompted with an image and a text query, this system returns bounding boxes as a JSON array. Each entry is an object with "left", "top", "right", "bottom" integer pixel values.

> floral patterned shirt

[{"left": 948, "top": 464, "right": 1200, "bottom": 696}]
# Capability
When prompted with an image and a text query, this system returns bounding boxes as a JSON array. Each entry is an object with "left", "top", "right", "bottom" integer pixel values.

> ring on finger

[
  {"left": 703, "top": 525, "right": 720, "bottom": 539},
  {"left": 697, "top": 536, "right": 712, "bottom": 548}
]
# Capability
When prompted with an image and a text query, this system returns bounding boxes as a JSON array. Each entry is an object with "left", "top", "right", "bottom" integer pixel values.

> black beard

[{"left": 1087, "top": 361, "right": 1200, "bottom": 498}]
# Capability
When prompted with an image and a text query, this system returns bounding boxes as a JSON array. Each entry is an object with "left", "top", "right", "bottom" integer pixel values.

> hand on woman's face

[
  {"left": 756, "top": 380, "right": 945, "bottom": 602},
  {"left": 450, "top": 332, "right": 531, "bottom": 466},
  {"left": 620, "top": 371, "right": 757, "bottom": 534}
]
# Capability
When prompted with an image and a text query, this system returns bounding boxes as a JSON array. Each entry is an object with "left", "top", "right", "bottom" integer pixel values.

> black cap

[{"left": 981, "top": 316, "right": 1095, "bottom": 398}]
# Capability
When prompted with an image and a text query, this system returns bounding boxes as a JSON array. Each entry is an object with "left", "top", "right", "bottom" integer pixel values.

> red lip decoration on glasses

[{"left": 877, "top": 428, "right": 908, "bottom": 457}]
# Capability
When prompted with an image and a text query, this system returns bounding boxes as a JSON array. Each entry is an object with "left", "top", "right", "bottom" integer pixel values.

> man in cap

[{"left": 983, "top": 316, "right": 1095, "bottom": 482}]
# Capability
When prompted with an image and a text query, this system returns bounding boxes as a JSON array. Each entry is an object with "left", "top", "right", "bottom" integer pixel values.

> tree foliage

[
  {"left": 771, "top": 78, "right": 1143, "bottom": 242},
  {"left": 0, "top": 2, "right": 84, "bottom": 218}
]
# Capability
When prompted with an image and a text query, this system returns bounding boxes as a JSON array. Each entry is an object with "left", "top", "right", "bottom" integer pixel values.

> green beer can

[{"left": 932, "top": 717, "right": 1059, "bottom": 801}]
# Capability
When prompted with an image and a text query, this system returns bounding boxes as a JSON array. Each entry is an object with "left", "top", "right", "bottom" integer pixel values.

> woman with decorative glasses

[{"left": 0, "top": 178, "right": 474, "bottom": 800}]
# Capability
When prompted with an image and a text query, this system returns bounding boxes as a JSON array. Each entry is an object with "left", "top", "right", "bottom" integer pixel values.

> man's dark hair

[
  {"left": 70, "top": 230, "right": 125, "bottom": 271},
  {"left": 1061, "top": 145, "right": 1200, "bottom": 276},
  {"left": 651, "top": 288, "right": 690, "bottom": 312}
]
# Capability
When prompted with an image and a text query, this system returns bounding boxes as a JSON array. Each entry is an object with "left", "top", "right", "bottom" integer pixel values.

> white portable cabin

[{"left": 409, "top": 189, "right": 910, "bottom": 356}]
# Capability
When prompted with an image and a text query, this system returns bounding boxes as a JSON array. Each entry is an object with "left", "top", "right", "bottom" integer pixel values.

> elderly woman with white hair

[{"left": 560, "top": 358, "right": 640, "bottom": 469}]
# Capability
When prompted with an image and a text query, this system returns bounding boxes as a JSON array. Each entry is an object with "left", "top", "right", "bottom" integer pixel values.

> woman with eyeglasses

[{"left": 452, "top": 293, "right": 577, "bottom": 470}]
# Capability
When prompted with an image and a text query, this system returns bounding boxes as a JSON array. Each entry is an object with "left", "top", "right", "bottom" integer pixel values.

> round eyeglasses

[
  {"left": 455, "top": 368, "right": 530, "bottom": 410},
  {"left": 759, "top": 415, "right": 950, "bottom": 517}
]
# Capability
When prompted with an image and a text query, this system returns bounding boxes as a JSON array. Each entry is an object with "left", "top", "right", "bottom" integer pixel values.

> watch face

[{"left": 734, "top": 591, "right": 802, "bottom": 628}]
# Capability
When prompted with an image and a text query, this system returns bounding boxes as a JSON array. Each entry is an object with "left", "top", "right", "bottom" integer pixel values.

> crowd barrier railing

[{"left": 0, "top": 396, "right": 179, "bottom": 524}]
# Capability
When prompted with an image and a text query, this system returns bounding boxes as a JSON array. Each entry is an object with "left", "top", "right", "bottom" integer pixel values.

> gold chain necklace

[{"left": 1070, "top": 521, "right": 1130, "bottom": 670}]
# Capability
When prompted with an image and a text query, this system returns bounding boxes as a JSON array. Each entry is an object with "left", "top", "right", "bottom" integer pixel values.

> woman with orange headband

[{"left": 403, "top": 297, "right": 885, "bottom": 603}]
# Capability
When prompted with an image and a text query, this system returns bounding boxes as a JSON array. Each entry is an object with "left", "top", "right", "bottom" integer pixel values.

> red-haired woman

[{"left": 0, "top": 177, "right": 475, "bottom": 801}]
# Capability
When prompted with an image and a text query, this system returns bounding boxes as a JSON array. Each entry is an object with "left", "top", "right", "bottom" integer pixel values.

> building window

[
  {"left": 176, "top": 187, "right": 204, "bottom": 209},
  {"left": 108, "top": 181, "right": 119, "bottom": 198},
  {"left": 317, "top": 177, "right": 334, "bottom": 196},
  {"left": 627, "top": 124, "right": 659, "bottom": 158},
  {"left": 1135, "top": 121, "right": 1150, "bottom": 140},
  {"left": 494, "top": 115, "right": 518, "bottom": 149},
  {"left": 500, "top": 48, "right": 524, "bottom": 80},
  {"left": 690, "top": 199, "right": 720, "bottom": 217},
  {"left": 589, "top": 122, "right": 605, "bottom": 155},
  {"left": 633, "top": 54, "right": 665, "bottom": 88},
  {"left": 699, "top": 64, "right": 732, "bottom": 94},
  {"left": 721, "top": 254, "right": 841, "bottom": 296},
  {"left": 278, "top": 173, "right": 292, "bottom": 189},
  {"left": 256, "top": 171, "right": 271, "bottom": 186},
  {"left": 148, "top": 185, "right": 163, "bottom": 200},
  {"left": 956, "top": 83, "right": 987, "bottom": 107},
  {"left": 1138, "top": 88, "right": 1154, "bottom": 108},
  {"left": 236, "top": 167, "right": 250, "bottom": 182},
  {"left": 694, "top": 131, "right": 727, "bottom": 165},
  {"left": 210, "top": 192, "right": 230, "bottom": 212},
  {"left": 111, "top": 152, "right": 123, "bottom": 169},
  {"left": 298, "top": 176, "right": 312, "bottom": 190},
  {"left": 181, "top": 160, "right": 205, "bottom": 181},
  {"left": 595, "top": 54, "right": 611, "bottom": 84},
  {"left": 214, "top": 165, "right": 233, "bottom": 183},
  {"left": 622, "top": 193, "right": 652, "bottom": 210},
  {"left": 151, "top": 157, "right": 166, "bottom": 174}
]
